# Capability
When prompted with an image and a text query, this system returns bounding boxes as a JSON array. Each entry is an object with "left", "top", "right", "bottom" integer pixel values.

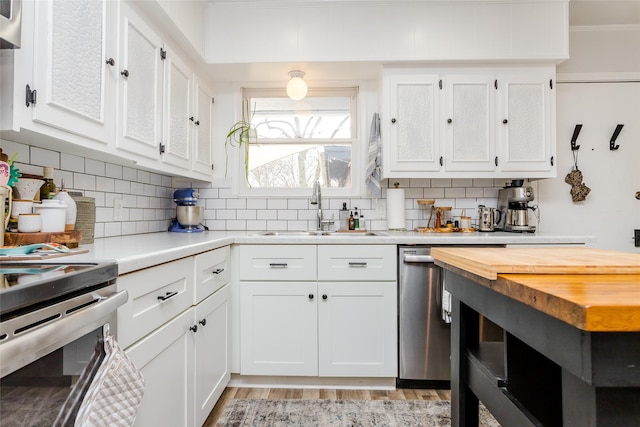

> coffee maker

[
  {"left": 497, "top": 180, "right": 537, "bottom": 233},
  {"left": 168, "top": 189, "right": 205, "bottom": 232}
]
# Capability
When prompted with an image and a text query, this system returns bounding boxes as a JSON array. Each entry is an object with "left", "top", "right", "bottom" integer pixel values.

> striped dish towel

[{"left": 365, "top": 113, "right": 382, "bottom": 198}]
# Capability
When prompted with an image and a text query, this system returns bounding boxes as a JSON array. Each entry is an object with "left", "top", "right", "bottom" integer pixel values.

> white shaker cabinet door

[
  {"left": 240, "top": 282, "right": 318, "bottom": 376},
  {"left": 162, "top": 47, "right": 192, "bottom": 170},
  {"left": 442, "top": 75, "right": 496, "bottom": 172},
  {"left": 498, "top": 74, "right": 554, "bottom": 173},
  {"left": 318, "top": 282, "right": 397, "bottom": 377},
  {"left": 117, "top": 3, "right": 164, "bottom": 161},
  {"left": 383, "top": 74, "right": 441, "bottom": 175},
  {"left": 31, "top": 0, "right": 117, "bottom": 146},
  {"left": 126, "top": 308, "right": 194, "bottom": 427},
  {"left": 191, "top": 77, "right": 214, "bottom": 176},
  {"left": 194, "top": 284, "right": 230, "bottom": 427}
]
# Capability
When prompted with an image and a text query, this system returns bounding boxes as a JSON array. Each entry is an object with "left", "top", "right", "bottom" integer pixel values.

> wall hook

[
  {"left": 570, "top": 124, "right": 582, "bottom": 151},
  {"left": 610, "top": 124, "right": 623, "bottom": 150}
]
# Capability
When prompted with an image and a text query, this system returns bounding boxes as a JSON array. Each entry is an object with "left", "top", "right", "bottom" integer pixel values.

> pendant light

[{"left": 286, "top": 70, "right": 307, "bottom": 101}]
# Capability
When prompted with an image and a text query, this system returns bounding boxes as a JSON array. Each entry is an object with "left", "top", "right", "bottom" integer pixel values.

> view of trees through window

[{"left": 245, "top": 89, "right": 356, "bottom": 189}]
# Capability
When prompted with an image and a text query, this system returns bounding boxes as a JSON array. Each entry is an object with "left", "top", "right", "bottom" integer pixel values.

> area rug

[{"left": 216, "top": 399, "right": 500, "bottom": 427}]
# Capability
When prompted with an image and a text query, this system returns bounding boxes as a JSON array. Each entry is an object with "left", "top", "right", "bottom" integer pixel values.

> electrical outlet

[
  {"left": 113, "top": 199, "right": 124, "bottom": 221},
  {"left": 635, "top": 229, "right": 640, "bottom": 248}
]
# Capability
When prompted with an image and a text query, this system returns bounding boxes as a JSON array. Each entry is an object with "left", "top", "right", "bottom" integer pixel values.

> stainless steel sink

[{"left": 256, "top": 231, "right": 384, "bottom": 237}]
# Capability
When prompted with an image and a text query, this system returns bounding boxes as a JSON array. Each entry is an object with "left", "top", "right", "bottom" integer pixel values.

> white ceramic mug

[
  {"left": 18, "top": 213, "right": 42, "bottom": 233},
  {"left": 11, "top": 199, "right": 34, "bottom": 219}
]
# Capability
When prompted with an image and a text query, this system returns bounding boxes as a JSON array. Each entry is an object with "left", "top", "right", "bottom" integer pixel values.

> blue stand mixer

[{"left": 168, "top": 189, "right": 206, "bottom": 232}]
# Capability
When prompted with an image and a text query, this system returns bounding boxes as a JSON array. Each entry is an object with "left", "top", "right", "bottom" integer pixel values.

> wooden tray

[{"left": 4, "top": 231, "right": 82, "bottom": 248}]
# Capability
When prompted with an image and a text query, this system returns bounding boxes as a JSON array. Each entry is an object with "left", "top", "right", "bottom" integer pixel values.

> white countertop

[{"left": 61, "top": 230, "right": 594, "bottom": 276}]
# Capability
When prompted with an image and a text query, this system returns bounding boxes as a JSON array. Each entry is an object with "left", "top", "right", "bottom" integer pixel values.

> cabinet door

[
  {"left": 498, "top": 74, "right": 554, "bottom": 173},
  {"left": 194, "top": 284, "right": 230, "bottom": 427},
  {"left": 384, "top": 74, "right": 441, "bottom": 174},
  {"left": 318, "top": 282, "right": 397, "bottom": 377},
  {"left": 31, "top": 0, "right": 116, "bottom": 145},
  {"left": 117, "top": 3, "right": 164, "bottom": 160},
  {"left": 442, "top": 76, "right": 496, "bottom": 172},
  {"left": 162, "top": 47, "right": 191, "bottom": 170},
  {"left": 126, "top": 309, "right": 194, "bottom": 427},
  {"left": 240, "top": 282, "right": 318, "bottom": 376},
  {"left": 192, "top": 77, "right": 214, "bottom": 176}
]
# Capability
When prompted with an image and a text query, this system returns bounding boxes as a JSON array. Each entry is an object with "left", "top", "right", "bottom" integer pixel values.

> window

[{"left": 239, "top": 87, "right": 358, "bottom": 196}]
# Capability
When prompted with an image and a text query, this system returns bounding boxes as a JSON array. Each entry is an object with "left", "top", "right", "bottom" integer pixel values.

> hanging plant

[{"left": 225, "top": 98, "right": 257, "bottom": 182}]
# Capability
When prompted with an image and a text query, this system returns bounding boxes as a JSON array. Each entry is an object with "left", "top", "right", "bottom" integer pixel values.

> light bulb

[{"left": 286, "top": 71, "right": 307, "bottom": 101}]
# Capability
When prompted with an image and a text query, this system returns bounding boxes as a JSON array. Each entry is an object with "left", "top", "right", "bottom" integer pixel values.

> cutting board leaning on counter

[{"left": 431, "top": 247, "right": 640, "bottom": 427}]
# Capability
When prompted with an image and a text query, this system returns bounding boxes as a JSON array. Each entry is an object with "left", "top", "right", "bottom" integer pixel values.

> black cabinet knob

[
  {"left": 106, "top": 58, "right": 115, "bottom": 66},
  {"left": 503, "top": 119, "right": 508, "bottom": 124},
  {"left": 199, "top": 319, "right": 207, "bottom": 327},
  {"left": 189, "top": 116, "right": 194, "bottom": 121},
  {"left": 189, "top": 325, "right": 198, "bottom": 333},
  {"left": 322, "top": 294, "right": 328, "bottom": 300},
  {"left": 195, "top": 120, "right": 200, "bottom": 126},
  {"left": 121, "top": 69, "right": 129, "bottom": 77},
  {"left": 447, "top": 118, "right": 452, "bottom": 124},
  {"left": 308, "top": 294, "right": 314, "bottom": 300},
  {"left": 391, "top": 118, "right": 396, "bottom": 124}
]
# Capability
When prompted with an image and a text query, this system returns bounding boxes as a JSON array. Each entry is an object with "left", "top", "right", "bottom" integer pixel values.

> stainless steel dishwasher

[{"left": 397, "top": 246, "right": 451, "bottom": 388}]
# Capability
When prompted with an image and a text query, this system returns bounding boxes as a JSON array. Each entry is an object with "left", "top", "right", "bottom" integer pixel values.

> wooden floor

[{"left": 203, "top": 387, "right": 452, "bottom": 426}]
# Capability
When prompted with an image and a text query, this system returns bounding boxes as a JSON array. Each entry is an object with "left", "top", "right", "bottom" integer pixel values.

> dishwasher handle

[{"left": 403, "top": 254, "right": 435, "bottom": 263}]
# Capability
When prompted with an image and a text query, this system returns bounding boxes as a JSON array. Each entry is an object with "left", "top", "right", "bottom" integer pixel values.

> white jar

[
  {"left": 18, "top": 213, "right": 42, "bottom": 233},
  {"left": 34, "top": 199, "right": 67, "bottom": 232},
  {"left": 11, "top": 199, "right": 34, "bottom": 219}
]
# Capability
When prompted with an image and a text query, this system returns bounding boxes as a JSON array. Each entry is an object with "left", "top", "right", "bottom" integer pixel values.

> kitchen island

[{"left": 432, "top": 247, "right": 640, "bottom": 427}]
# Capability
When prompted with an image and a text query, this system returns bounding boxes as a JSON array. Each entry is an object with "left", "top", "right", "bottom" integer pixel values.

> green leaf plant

[{"left": 225, "top": 98, "right": 257, "bottom": 184}]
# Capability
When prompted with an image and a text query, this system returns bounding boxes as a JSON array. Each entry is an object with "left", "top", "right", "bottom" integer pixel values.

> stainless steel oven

[{"left": 0, "top": 261, "right": 126, "bottom": 425}]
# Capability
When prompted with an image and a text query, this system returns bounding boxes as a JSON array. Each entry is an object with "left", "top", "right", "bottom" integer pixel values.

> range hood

[{"left": 0, "top": 0, "right": 21, "bottom": 49}]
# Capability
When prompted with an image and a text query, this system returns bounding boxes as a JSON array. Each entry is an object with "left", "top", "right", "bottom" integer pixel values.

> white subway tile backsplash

[
  {"left": 226, "top": 220, "right": 247, "bottom": 230},
  {"left": 246, "top": 220, "right": 267, "bottom": 231},
  {"left": 206, "top": 198, "right": 226, "bottom": 210},
  {"left": 226, "top": 198, "right": 247, "bottom": 210},
  {"left": 61, "top": 153, "right": 85, "bottom": 173},
  {"left": 85, "top": 159, "right": 105, "bottom": 176},
  {"left": 445, "top": 187, "right": 466, "bottom": 198},
  {"left": 31, "top": 147, "right": 60, "bottom": 168},
  {"left": 465, "top": 187, "right": 484, "bottom": 198},
  {"left": 217, "top": 210, "right": 236, "bottom": 220},
  {"left": 424, "top": 188, "right": 445, "bottom": 198},
  {"left": 137, "top": 170, "right": 151, "bottom": 184},
  {"left": 246, "top": 198, "right": 266, "bottom": 209},
  {"left": 430, "top": 178, "right": 452, "bottom": 188},
  {"left": 74, "top": 174, "right": 96, "bottom": 191},
  {"left": 237, "top": 209, "right": 257, "bottom": 220},
  {"left": 136, "top": 196, "right": 150, "bottom": 209},
  {"left": 122, "top": 167, "right": 137, "bottom": 181},
  {"left": 287, "top": 199, "right": 309, "bottom": 210},
  {"left": 267, "top": 199, "right": 288, "bottom": 209},
  {"left": 105, "top": 163, "right": 122, "bottom": 179},
  {"left": 114, "top": 179, "right": 131, "bottom": 194},
  {"left": 96, "top": 176, "right": 115, "bottom": 192}
]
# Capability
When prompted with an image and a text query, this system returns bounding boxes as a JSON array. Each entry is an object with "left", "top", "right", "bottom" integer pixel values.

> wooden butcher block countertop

[{"left": 432, "top": 247, "right": 640, "bottom": 332}]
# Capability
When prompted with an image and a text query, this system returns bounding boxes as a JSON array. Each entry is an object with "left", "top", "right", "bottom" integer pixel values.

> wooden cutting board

[
  {"left": 4, "top": 231, "right": 82, "bottom": 248},
  {"left": 432, "top": 247, "right": 640, "bottom": 280}
]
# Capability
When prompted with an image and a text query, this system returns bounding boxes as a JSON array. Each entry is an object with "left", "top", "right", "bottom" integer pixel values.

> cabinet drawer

[
  {"left": 318, "top": 245, "right": 397, "bottom": 281},
  {"left": 239, "top": 245, "right": 317, "bottom": 281},
  {"left": 194, "top": 246, "right": 230, "bottom": 304},
  {"left": 117, "top": 257, "right": 194, "bottom": 348}
]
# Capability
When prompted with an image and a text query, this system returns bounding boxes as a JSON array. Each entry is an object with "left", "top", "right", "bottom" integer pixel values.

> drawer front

[
  {"left": 117, "top": 257, "right": 194, "bottom": 348},
  {"left": 194, "top": 246, "right": 230, "bottom": 304},
  {"left": 239, "top": 245, "right": 317, "bottom": 281},
  {"left": 318, "top": 245, "right": 397, "bottom": 281}
]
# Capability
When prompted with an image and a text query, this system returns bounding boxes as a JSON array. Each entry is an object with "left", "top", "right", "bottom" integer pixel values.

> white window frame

[{"left": 236, "top": 86, "right": 361, "bottom": 198}]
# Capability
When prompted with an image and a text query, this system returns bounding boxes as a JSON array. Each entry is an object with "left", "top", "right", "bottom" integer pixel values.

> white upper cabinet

[
  {"left": 118, "top": 3, "right": 164, "bottom": 161},
  {"left": 162, "top": 47, "right": 192, "bottom": 170},
  {"left": 442, "top": 75, "right": 496, "bottom": 172},
  {"left": 383, "top": 74, "right": 441, "bottom": 174},
  {"left": 191, "top": 77, "right": 214, "bottom": 176},
  {"left": 382, "top": 66, "right": 556, "bottom": 179}
]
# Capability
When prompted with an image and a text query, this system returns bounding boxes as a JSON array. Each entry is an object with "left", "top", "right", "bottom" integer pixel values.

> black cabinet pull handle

[
  {"left": 212, "top": 268, "right": 224, "bottom": 275},
  {"left": 391, "top": 118, "right": 396, "bottom": 124},
  {"left": 550, "top": 156, "right": 555, "bottom": 166},
  {"left": 189, "top": 325, "right": 198, "bottom": 333},
  {"left": 503, "top": 119, "right": 508, "bottom": 124},
  {"left": 106, "top": 58, "right": 115, "bottom": 66},
  {"left": 157, "top": 291, "right": 178, "bottom": 301},
  {"left": 439, "top": 156, "right": 444, "bottom": 167},
  {"left": 269, "top": 263, "right": 288, "bottom": 268},
  {"left": 199, "top": 319, "right": 207, "bottom": 327},
  {"left": 322, "top": 294, "right": 328, "bottom": 300},
  {"left": 308, "top": 293, "right": 314, "bottom": 300},
  {"left": 495, "top": 156, "right": 499, "bottom": 167},
  {"left": 348, "top": 261, "right": 367, "bottom": 267},
  {"left": 447, "top": 118, "right": 452, "bottom": 124},
  {"left": 121, "top": 69, "right": 129, "bottom": 77}
]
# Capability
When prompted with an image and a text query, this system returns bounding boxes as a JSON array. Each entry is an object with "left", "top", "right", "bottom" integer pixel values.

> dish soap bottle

[{"left": 40, "top": 167, "right": 57, "bottom": 200}]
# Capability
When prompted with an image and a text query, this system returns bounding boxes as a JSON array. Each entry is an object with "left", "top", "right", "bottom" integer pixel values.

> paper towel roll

[{"left": 386, "top": 188, "right": 406, "bottom": 230}]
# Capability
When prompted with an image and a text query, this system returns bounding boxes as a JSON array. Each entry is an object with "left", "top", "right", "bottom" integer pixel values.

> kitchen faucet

[{"left": 310, "top": 180, "right": 323, "bottom": 231}]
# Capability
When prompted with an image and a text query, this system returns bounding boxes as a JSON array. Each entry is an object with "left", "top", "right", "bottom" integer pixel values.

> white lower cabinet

[
  {"left": 126, "top": 309, "right": 193, "bottom": 427},
  {"left": 118, "top": 246, "right": 231, "bottom": 427},
  {"left": 239, "top": 244, "right": 397, "bottom": 378}
]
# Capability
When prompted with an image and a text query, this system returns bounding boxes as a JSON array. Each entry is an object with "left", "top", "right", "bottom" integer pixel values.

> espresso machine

[
  {"left": 497, "top": 180, "right": 537, "bottom": 233},
  {"left": 168, "top": 189, "right": 205, "bottom": 232}
]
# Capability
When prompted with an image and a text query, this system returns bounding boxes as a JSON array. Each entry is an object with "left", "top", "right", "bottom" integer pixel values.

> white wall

[{"left": 537, "top": 25, "right": 640, "bottom": 252}]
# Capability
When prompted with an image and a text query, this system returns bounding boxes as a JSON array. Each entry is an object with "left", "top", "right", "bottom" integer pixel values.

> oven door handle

[
  {"left": 403, "top": 254, "right": 435, "bottom": 263},
  {"left": 0, "top": 290, "right": 128, "bottom": 378}
]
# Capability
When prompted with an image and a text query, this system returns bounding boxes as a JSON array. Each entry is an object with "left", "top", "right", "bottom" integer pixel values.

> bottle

[
  {"left": 54, "top": 179, "right": 77, "bottom": 231},
  {"left": 354, "top": 208, "right": 360, "bottom": 230},
  {"left": 348, "top": 211, "right": 355, "bottom": 230},
  {"left": 339, "top": 202, "right": 349, "bottom": 231},
  {"left": 359, "top": 214, "right": 365, "bottom": 231},
  {"left": 40, "top": 167, "right": 57, "bottom": 200}
]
